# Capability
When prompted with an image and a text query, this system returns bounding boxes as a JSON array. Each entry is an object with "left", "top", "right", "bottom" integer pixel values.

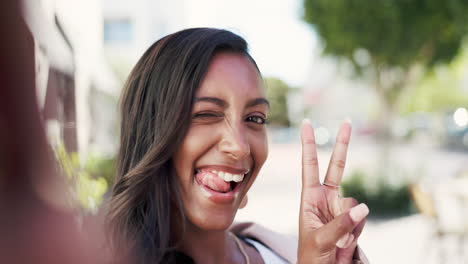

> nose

[{"left": 218, "top": 121, "right": 250, "bottom": 160}]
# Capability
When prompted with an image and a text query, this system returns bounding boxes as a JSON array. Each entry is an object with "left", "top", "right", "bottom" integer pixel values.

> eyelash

[
  {"left": 246, "top": 115, "right": 267, "bottom": 125},
  {"left": 192, "top": 112, "right": 268, "bottom": 125},
  {"left": 192, "top": 112, "right": 222, "bottom": 119}
]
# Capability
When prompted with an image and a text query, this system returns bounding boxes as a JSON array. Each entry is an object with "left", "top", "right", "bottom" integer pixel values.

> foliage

[
  {"left": 265, "top": 77, "right": 292, "bottom": 127},
  {"left": 303, "top": 0, "right": 468, "bottom": 71},
  {"left": 84, "top": 153, "right": 117, "bottom": 187},
  {"left": 401, "top": 44, "right": 468, "bottom": 114},
  {"left": 302, "top": 0, "right": 468, "bottom": 135},
  {"left": 55, "top": 145, "right": 112, "bottom": 213},
  {"left": 341, "top": 169, "right": 414, "bottom": 217}
]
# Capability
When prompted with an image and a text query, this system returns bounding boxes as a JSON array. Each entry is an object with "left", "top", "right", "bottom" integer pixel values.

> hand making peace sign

[{"left": 297, "top": 119, "right": 369, "bottom": 264}]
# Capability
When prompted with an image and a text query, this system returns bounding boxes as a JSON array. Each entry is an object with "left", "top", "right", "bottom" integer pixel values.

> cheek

[
  {"left": 173, "top": 137, "right": 195, "bottom": 188},
  {"left": 173, "top": 126, "right": 217, "bottom": 182},
  {"left": 183, "top": 126, "right": 217, "bottom": 158},
  {"left": 250, "top": 130, "right": 268, "bottom": 169}
]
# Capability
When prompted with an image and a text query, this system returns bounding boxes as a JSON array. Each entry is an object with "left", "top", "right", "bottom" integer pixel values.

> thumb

[{"left": 315, "top": 203, "right": 369, "bottom": 251}]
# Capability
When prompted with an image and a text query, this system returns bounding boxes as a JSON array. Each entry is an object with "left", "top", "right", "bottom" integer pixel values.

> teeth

[
  {"left": 224, "top": 173, "right": 233, "bottom": 181},
  {"left": 233, "top": 174, "right": 243, "bottom": 182},
  {"left": 218, "top": 171, "right": 225, "bottom": 180},
  {"left": 197, "top": 169, "right": 246, "bottom": 183},
  {"left": 216, "top": 171, "right": 244, "bottom": 183}
]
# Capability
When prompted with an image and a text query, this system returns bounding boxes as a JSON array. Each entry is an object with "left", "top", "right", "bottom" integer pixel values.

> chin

[{"left": 188, "top": 207, "right": 239, "bottom": 232}]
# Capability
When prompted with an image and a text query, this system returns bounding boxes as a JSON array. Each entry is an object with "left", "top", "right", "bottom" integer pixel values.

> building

[
  {"left": 23, "top": 0, "right": 119, "bottom": 157},
  {"left": 102, "top": 0, "right": 187, "bottom": 80}
]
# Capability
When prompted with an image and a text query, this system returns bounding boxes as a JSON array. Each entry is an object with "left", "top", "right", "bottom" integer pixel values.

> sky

[{"left": 183, "top": 0, "right": 319, "bottom": 88}]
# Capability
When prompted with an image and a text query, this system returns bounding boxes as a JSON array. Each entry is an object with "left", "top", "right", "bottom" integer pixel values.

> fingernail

[
  {"left": 337, "top": 233, "right": 355, "bottom": 249},
  {"left": 302, "top": 118, "right": 311, "bottom": 126},
  {"left": 344, "top": 118, "right": 352, "bottom": 125},
  {"left": 343, "top": 233, "right": 355, "bottom": 248},
  {"left": 336, "top": 233, "right": 350, "bottom": 248},
  {"left": 349, "top": 203, "right": 369, "bottom": 223}
]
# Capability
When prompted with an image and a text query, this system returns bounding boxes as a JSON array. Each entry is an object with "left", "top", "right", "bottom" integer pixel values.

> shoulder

[
  {"left": 230, "top": 222, "right": 370, "bottom": 264},
  {"left": 230, "top": 222, "right": 298, "bottom": 263}
]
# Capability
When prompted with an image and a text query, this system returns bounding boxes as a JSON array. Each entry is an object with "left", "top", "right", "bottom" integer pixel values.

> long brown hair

[{"left": 107, "top": 28, "right": 259, "bottom": 263}]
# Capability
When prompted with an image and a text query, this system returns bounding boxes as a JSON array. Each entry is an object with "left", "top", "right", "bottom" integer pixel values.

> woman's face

[{"left": 173, "top": 52, "right": 269, "bottom": 231}]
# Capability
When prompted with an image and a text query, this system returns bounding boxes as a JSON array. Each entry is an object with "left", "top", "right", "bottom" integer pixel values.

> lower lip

[{"left": 196, "top": 176, "right": 245, "bottom": 204}]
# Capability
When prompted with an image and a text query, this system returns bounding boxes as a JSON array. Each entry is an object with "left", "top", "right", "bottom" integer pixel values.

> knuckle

[
  {"left": 331, "top": 158, "right": 346, "bottom": 169},
  {"left": 335, "top": 218, "right": 347, "bottom": 232},
  {"left": 342, "top": 197, "right": 358, "bottom": 207},
  {"left": 337, "top": 136, "right": 350, "bottom": 146},
  {"left": 303, "top": 155, "right": 319, "bottom": 166},
  {"left": 348, "top": 197, "right": 358, "bottom": 207},
  {"left": 303, "top": 138, "right": 316, "bottom": 145},
  {"left": 311, "top": 234, "right": 328, "bottom": 250},
  {"left": 336, "top": 216, "right": 353, "bottom": 234},
  {"left": 339, "top": 214, "right": 354, "bottom": 232}
]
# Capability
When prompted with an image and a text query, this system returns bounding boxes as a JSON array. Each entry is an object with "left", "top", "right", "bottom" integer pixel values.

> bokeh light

[{"left": 453, "top": 107, "right": 468, "bottom": 128}]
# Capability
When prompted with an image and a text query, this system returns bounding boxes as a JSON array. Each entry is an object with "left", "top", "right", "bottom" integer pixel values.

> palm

[
  {"left": 302, "top": 185, "right": 358, "bottom": 262},
  {"left": 302, "top": 186, "right": 341, "bottom": 228}
]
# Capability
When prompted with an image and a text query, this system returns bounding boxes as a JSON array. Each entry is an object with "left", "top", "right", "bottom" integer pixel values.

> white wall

[
  {"left": 42, "top": 0, "right": 119, "bottom": 157},
  {"left": 102, "top": 0, "right": 187, "bottom": 64}
]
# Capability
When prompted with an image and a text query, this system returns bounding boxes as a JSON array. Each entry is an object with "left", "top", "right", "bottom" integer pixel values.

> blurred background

[{"left": 23, "top": 0, "right": 468, "bottom": 263}]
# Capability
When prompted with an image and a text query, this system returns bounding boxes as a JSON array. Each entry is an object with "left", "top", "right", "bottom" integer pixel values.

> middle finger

[{"left": 323, "top": 120, "right": 352, "bottom": 189}]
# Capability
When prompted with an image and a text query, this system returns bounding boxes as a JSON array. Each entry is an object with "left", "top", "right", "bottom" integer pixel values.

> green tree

[
  {"left": 303, "top": 0, "right": 468, "bottom": 137},
  {"left": 402, "top": 44, "right": 468, "bottom": 114},
  {"left": 265, "top": 77, "right": 292, "bottom": 127}
]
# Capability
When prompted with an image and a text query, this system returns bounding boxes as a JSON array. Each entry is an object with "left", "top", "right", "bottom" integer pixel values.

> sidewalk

[{"left": 360, "top": 215, "right": 467, "bottom": 264}]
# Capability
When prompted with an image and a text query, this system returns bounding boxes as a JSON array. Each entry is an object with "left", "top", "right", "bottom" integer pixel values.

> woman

[{"left": 107, "top": 28, "right": 369, "bottom": 264}]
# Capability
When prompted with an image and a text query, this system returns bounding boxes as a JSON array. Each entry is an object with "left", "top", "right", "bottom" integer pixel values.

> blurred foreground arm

[{"left": 0, "top": 1, "right": 114, "bottom": 263}]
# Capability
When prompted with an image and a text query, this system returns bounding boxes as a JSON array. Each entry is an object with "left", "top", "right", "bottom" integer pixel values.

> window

[{"left": 104, "top": 19, "right": 133, "bottom": 45}]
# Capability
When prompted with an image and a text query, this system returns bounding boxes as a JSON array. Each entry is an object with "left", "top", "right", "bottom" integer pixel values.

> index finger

[{"left": 301, "top": 119, "right": 320, "bottom": 189}]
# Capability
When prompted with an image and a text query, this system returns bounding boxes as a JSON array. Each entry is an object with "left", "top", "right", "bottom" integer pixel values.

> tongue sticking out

[{"left": 195, "top": 171, "right": 231, "bottom": 193}]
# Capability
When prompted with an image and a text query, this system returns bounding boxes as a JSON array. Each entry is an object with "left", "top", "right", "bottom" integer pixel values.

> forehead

[{"left": 196, "top": 52, "right": 264, "bottom": 98}]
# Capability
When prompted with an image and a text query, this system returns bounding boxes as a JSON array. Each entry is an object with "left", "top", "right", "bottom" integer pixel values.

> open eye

[{"left": 246, "top": 115, "right": 267, "bottom": 125}]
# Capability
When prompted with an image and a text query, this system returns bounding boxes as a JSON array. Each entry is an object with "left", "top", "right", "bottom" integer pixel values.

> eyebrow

[
  {"left": 194, "top": 97, "right": 227, "bottom": 107},
  {"left": 246, "top": 98, "right": 270, "bottom": 109},
  {"left": 194, "top": 97, "right": 270, "bottom": 109}
]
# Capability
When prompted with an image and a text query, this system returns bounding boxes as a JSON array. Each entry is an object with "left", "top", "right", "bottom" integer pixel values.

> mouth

[{"left": 193, "top": 167, "right": 250, "bottom": 203}]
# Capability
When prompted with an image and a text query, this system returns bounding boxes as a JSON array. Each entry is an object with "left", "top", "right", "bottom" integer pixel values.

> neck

[{"left": 177, "top": 221, "right": 245, "bottom": 264}]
